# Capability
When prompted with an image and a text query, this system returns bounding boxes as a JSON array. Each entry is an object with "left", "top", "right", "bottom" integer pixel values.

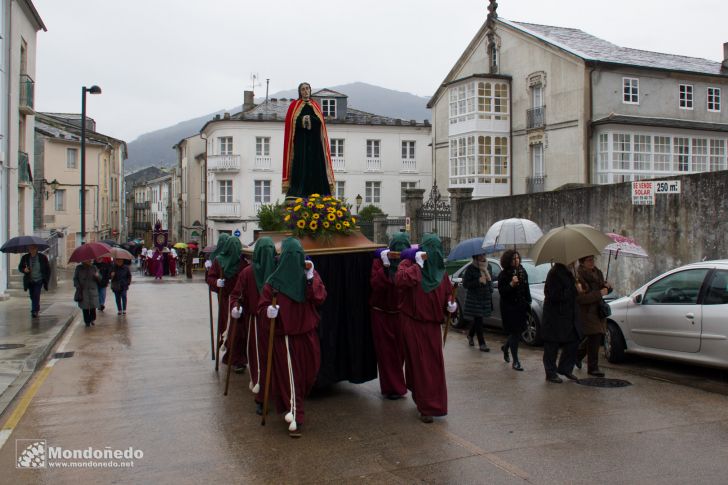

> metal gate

[{"left": 416, "top": 183, "right": 452, "bottom": 253}]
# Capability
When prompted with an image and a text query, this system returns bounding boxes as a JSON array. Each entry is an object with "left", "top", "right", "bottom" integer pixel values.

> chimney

[
  {"left": 723, "top": 42, "right": 728, "bottom": 70},
  {"left": 243, "top": 90, "right": 255, "bottom": 112}
]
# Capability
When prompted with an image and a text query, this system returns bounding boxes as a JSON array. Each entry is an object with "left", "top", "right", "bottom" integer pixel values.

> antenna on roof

[
  {"left": 265, "top": 78, "right": 270, "bottom": 103},
  {"left": 249, "top": 73, "right": 261, "bottom": 95}
]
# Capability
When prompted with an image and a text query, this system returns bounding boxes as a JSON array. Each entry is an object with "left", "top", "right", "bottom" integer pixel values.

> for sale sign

[
  {"left": 632, "top": 181, "right": 655, "bottom": 205},
  {"left": 654, "top": 180, "right": 681, "bottom": 194}
]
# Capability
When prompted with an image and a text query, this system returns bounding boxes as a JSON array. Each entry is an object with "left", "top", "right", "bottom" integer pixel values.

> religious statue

[{"left": 281, "top": 82, "right": 335, "bottom": 198}]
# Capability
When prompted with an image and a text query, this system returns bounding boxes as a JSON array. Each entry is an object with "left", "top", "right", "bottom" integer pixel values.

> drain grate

[
  {"left": 52, "top": 351, "right": 75, "bottom": 359},
  {"left": 0, "top": 343, "right": 26, "bottom": 350},
  {"left": 576, "top": 377, "right": 632, "bottom": 388}
]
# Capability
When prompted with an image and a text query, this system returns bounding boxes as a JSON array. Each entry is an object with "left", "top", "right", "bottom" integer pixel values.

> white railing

[
  {"left": 401, "top": 159, "right": 417, "bottom": 172},
  {"left": 332, "top": 157, "right": 345, "bottom": 171},
  {"left": 254, "top": 156, "right": 272, "bottom": 170},
  {"left": 366, "top": 158, "right": 382, "bottom": 172},
  {"left": 207, "top": 154, "right": 241, "bottom": 171},
  {"left": 253, "top": 202, "right": 262, "bottom": 213},
  {"left": 207, "top": 201, "right": 241, "bottom": 218}
]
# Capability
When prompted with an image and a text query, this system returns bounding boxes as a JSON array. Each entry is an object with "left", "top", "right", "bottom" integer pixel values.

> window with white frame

[
  {"left": 449, "top": 135, "right": 510, "bottom": 185},
  {"left": 365, "top": 181, "right": 381, "bottom": 204},
  {"left": 330, "top": 139, "right": 344, "bottom": 157},
  {"left": 679, "top": 84, "right": 693, "bottom": 109},
  {"left": 598, "top": 134, "right": 609, "bottom": 172},
  {"left": 692, "top": 138, "right": 708, "bottom": 172},
  {"left": 531, "top": 84, "right": 543, "bottom": 109},
  {"left": 219, "top": 137, "right": 233, "bottom": 155},
  {"left": 255, "top": 137, "right": 270, "bottom": 156},
  {"left": 218, "top": 180, "right": 232, "bottom": 202},
  {"left": 633, "top": 135, "right": 651, "bottom": 171},
  {"left": 366, "top": 140, "right": 380, "bottom": 158},
  {"left": 654, "top": 136, "right": 671, "bottom": 172},
  {"left": 322, "top": 98, "right": 336, "bottom": 117},
  {"left": 613, "top": 134, "right": 631, "bottom": 170},
  {"left": 449, "top": 81, "right": 510, "bottom": 124},
  {"left": 401, "top": 181, "right": 417, "bottom": 203},
  {"left": 623, "top": 78, "right": 639, "bottom": 104},
  {"left": 335, "top": 180, "right": 345, "bottom": 199},
  {"left": 66, "top": 148, "right": 78, "bottom": 169},
  {"left": 708, "top": 87, "right": 721, "bottom": 112},
  {"left": 254, "top": 180, "right": 271, "bottom": 204},
  {"left": 54, "top": 189, "right": 66, "bottom": 211},
  {"left": 710, "top": 139, "right": 726, "bottom": 171},
  {"left": 531, "top": 143, "right": 544, "bottom": 177},
  {"left": 674, "top": 137, "right": 690, "bottom": 171},
  {"left": 401, "top": 141, "right": 415, "bottom": 159}
]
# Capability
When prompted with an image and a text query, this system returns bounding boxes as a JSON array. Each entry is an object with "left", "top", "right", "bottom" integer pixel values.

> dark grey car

[{"left": 449, "top": 258, "right": 551, "bottom": 346}]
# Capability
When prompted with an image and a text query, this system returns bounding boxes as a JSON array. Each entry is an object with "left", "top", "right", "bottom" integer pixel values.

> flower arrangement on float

[{"left": 284, "top": 194, "right": 357, "bottom": 240}]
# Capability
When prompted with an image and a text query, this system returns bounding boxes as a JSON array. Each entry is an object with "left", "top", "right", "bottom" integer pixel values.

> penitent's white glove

[
  {"left": 216, "top": 278, "right": 225, "bottom": 288},
  {"left": 447, "top": 301, "right": 457, "bottom": 313},
  {"left": 415, "top": 251, "right": 426, "bottom": 268},
  {"left": 204, "top": 260, "right": 212, "bottom": 270},
  {"left": 305, "top": 260, "right": 315, "bottom": 280},
  {"left": 380, "top": 249, "right": 391, "bottom": 267},
  {"left": 267, "top": 304, "right": 279, "bottom": 319},
  {"left": 231, "top": 306, "right": 243, "bottom": 319}
]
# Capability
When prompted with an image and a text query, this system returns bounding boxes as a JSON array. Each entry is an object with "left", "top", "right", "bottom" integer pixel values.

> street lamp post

[
  {"left": 80, "top": 85, "right": 102, "bottom": 245},
  {"left": 355, "top": 194, "right": 363, "bottom": 215}
]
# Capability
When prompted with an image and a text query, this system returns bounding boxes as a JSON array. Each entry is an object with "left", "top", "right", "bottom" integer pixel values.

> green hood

[
  {"left": 253, "top": 237, "right": 277, "bottom": 292},
  {"left": 265, "top": 237, "right": 306, "bottom": 303},
  {"left": 419, "top": 233, "right": 445, "bottom": 293},
  {"left": 388, "top": 232, "right": 411, "bottom": 275},
  {"left": 216, "top": 236, "right": 243, "bottom": 279},
  {"left": 210, "top": 233, "right": 230, "bottom": 262}
]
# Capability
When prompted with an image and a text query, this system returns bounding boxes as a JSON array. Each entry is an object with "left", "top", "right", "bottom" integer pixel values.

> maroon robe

[
  {"left": 169, "top": 253, "right": 177, "bottom": 276},
  {"left": 206, "top": 258, "right": 248, "bottom": 366},
  {"left": 395, "top": 259, "right": 452, "bottom": 417},
  {"left": 257, "top": 272, "right": 326, "bottom": 425},
  {"left": 230, "top": 265, "right": 265, "bottom": 401},
  {"left": 369, "top": 259, "right": 407, "bottom": 397},
  {"left": 151, "top": 251, "right": 164, "bottom": 279}
]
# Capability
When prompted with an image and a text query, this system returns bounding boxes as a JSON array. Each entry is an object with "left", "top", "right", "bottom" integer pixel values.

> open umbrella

[
  {"left": 1, "top": 235, "right": 49, "bottom": 254},
  {"left": 173, "top": 242, "right": 187, "bottom": 249},
  {"left": 447, "top": 237, "right": 505, "bottom": 260},
  {"left": 483, "top": 218, "right": 543, "bottom": 252},
  {"left": 110, "top": 247, "right": 134, "bottom": 260},
  {"left": 69, "top": 242, "right": 112, "bottom": 263},
  {"left": 101, "top": 239, "right": 121, "bottom": 247},
  {"left": 603, "top": 233, "right": 648, "bottom": 279},
  {"left": 529, "top": 224, "right": 613, "bottom": 265},
  {"left": 201, "top": 244, "right": 217, "bottom": 254}
]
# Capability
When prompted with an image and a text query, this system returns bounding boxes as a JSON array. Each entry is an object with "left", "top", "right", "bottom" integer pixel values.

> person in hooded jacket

[
  {"left": 461, "top": 252, "right": 493, "bottom": 352},
  {"left": 258, "top": 237, "right": 326, "bottom": 438}
]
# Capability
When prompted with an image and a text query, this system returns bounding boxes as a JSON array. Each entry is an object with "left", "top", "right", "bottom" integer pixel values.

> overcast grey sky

[{"left": 32, "top": 0, "right": 727, "bottom": 142}]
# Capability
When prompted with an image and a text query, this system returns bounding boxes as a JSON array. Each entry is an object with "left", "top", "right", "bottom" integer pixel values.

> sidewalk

[{"left": 0, "top": 267, "right": 79, "bottom": 417}]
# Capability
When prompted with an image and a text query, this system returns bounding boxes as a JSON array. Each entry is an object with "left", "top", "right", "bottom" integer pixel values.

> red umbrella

[
  {"left": 201, "top": 245, "right": 216, "bottom": 253},
  {"left": 69, "top": 242, "right": 112, "bottom": 263}
]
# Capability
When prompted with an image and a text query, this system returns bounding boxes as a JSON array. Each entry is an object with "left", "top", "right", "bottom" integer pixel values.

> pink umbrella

[
  {"left": 603, "top": 233, "right": 648, "bottom": 279},
  {"left": 110, "top": 247, "right": 134, "bottom": 260}
]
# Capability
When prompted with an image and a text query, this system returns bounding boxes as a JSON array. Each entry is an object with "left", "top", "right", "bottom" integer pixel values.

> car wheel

[
  {"left": 521, "top": 311, "right": 543, "bottom": 346},
  {"left": 604, "top": 321, "right": 626, "bottom": 363},
  {"left": 450, "top": 298, "right": 466, "bottom": 329}
]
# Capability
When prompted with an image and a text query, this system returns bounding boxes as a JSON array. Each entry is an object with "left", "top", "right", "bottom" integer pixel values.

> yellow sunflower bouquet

[{"left": 284, "top": 194, "right": 358, "bottom": 239}]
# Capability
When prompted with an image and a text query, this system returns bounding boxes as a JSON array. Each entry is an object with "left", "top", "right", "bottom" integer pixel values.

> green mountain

[{"left": 125, "top": 82, "right": 430, "bottom": 172}]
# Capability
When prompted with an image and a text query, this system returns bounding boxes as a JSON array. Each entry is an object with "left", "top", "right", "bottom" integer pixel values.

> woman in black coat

[
  {"left": 462, "top": 253, "right": 493, "bottom": 352},
  {"left": 541, "top": 263, "right": 580, "bottom": 383},
  {"left": 497, "top": 250, "right": 531, "bottom": 371}
]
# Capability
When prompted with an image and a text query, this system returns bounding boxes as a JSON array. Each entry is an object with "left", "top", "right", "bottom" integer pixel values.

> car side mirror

[{"left": 633, "top": 294, "right": 642, "bottom": 304}]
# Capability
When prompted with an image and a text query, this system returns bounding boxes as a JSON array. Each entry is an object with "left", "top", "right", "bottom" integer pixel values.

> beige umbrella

[
  {"left": 110, "top": 247, "right": 134, "bottom": 260},
  {"left": 529, "top": 224, "right": 613, "bottom": 265}
]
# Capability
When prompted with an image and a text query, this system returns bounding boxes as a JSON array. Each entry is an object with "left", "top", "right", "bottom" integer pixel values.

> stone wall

[{"left": 456, "top": 171, "right": 728, "bottom": 295}]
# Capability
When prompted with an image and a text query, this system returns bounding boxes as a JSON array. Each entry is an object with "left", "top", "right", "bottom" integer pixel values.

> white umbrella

[{"left": 483, "top": 218, "right": 543, "bottom": 251}]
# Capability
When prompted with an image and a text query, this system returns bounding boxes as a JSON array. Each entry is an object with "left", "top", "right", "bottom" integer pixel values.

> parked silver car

[
  {"left": 605, "top": 260, "right": 728, "bottom": 369},
  {"left": 450, "top": 258, "right": 551, "bottom": 346}
]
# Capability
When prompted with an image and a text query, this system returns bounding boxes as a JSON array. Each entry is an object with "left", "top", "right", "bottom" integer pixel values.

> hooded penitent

[
  {"left": 419, "top": 233, "right": 446, "bottom": 293},
  {"left": 388, "top": 232, "right": 411, "bottom": 275},
  {"left": 210, "top": 233, "right": 230, "bottom": 262},
  {"left": 265, "top": 237, "right": 307, "bottom": 303},
  {"left": 253, "top": 237, "right": 277, "bottom": 292},
  {"left": 216, "top": 236, "right": 243, "bottom": 279}
]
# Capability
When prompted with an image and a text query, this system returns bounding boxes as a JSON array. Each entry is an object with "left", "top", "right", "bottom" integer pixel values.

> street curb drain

[
  {"left": 52, "top": 351, "right": 75, "bottom": 359},
  {"left": 576, "top": 377, "right": 632, "bottom": 388}
]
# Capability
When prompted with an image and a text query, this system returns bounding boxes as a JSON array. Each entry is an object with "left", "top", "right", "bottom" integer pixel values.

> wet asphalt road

[{"left": 1, "top": 274, "right": 728, "bottom": 484}]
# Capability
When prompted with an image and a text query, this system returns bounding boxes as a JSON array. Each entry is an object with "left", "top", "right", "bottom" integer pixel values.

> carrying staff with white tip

[{"left": 257, "top": 237, "right": 327, "bottom": 438}]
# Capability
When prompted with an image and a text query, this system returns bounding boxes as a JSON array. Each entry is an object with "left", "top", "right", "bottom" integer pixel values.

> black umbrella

[
  {"left": 101, "top": 239, "right": 121, "bottom": 247},
  {"left": 1, "top": 235, "right": 49, "bottom": 254}
]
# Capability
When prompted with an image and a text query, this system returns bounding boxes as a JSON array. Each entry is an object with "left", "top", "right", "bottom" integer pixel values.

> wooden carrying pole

[
  {"left": 215, "top": 292, "right": 223, "bottom": 372},
  {"left": 223, "top": 306, "right": 240, "bottom": 396},
  {"left": 208, "top": 284, "right": 215, "bottom": 361},
  {"left": 261, "top": 294, "right": 277, "bottom": 426},
  {"left": 443, "top": 283, "right": 457, "bottom": 345}
]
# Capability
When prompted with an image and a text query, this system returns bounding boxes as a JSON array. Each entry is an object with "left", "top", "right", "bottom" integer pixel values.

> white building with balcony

[{"left": 198, "top": 89, "right": 432, "bottom": 243}]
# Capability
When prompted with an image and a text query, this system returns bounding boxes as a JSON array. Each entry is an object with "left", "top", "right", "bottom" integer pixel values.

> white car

[{"left": 605, "top": 260, "right": 728, "bottom": 370}]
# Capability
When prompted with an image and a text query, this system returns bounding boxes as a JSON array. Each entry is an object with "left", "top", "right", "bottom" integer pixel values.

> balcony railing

[
  {"left": 254, "top": 156, "right": 271, "bottom": 170},
  {"left": 401, "top": 159, "right": 416, "bottom": 172},
  {"left": 207, "top": 154, "right": 240, "bottom": 171},
  {"left": 134, "top": 201, "right": 150, "bottom": 210},
  {"left": 19, "top": 74, "right": 34, "bottom": 114},
  {"left": 208, "top": 201, "right": 241, "bottom": 219},
  {"left": 527, "top": 106, "right": 545, "bottom": 130},
  {"left": 332, "top": 157, "right": 345, "bottom": 172},
  {"left": 366, "top": 158, "right": 382, "bottom": 172},
  {"left": 18, "top": 151, "right": 31, "bottom": 184},
  {"left": 526, "top": 175, "right": 547, "bottom": 193}
]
